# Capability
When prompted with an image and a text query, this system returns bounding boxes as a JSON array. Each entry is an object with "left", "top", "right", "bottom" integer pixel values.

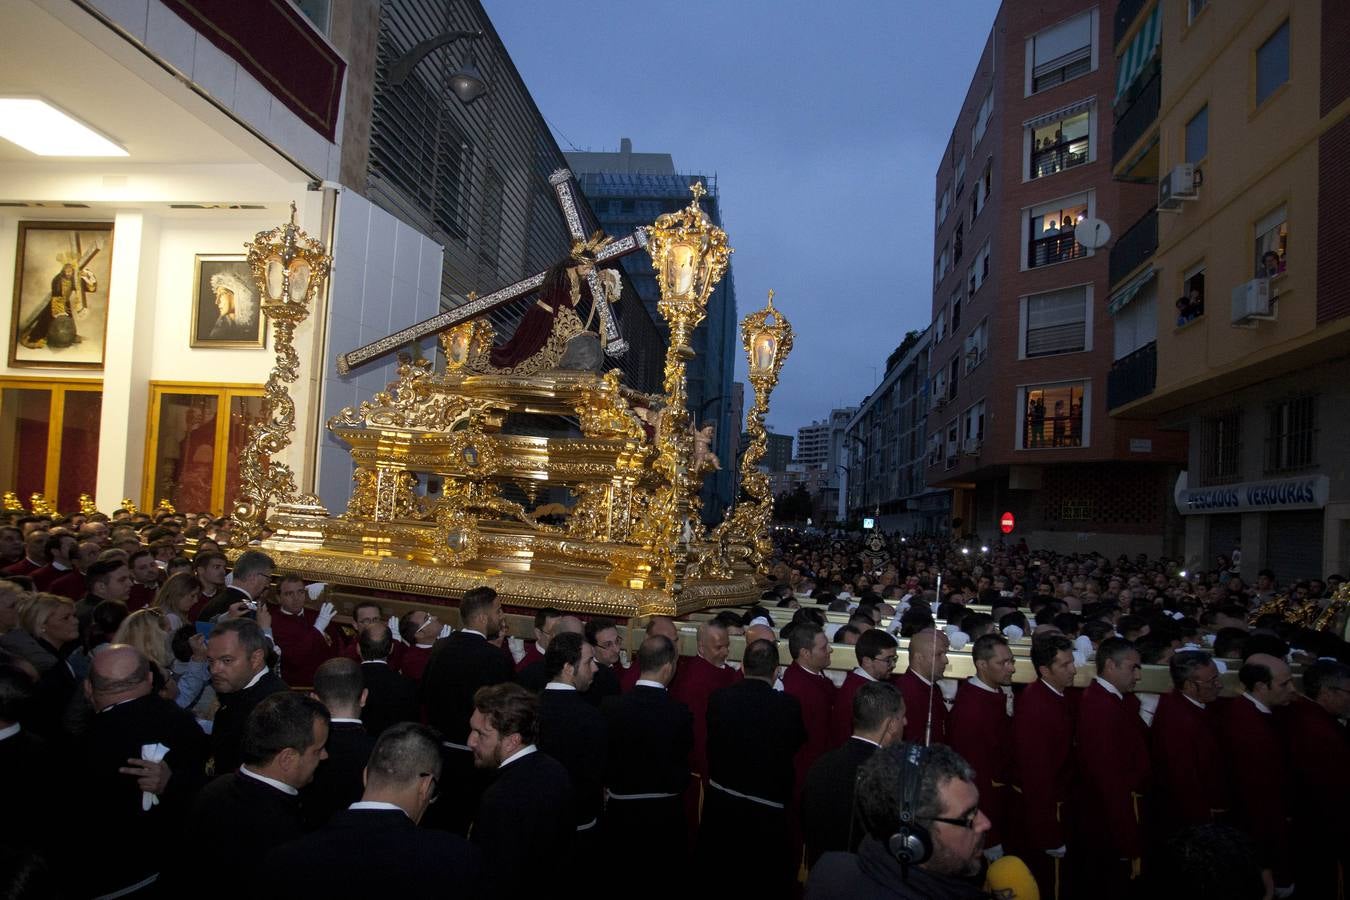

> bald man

[
  {"left": 744, "top": 622, "right": 777, "bottom": 646},
  {"left": 621, "top": 616, "right": 679, "bottom": 693},
  {"left": 896, "top": 628, "right": 950, "bottom": 745},
  {"left": 76, "top": 645, "right": 209, "bottom": 898},
  {"left": 1222, "top": 652, "right": 1296, "bottom": 894},
  {"left": 518, "top": 616, "right": 583, "bottom": 692}
]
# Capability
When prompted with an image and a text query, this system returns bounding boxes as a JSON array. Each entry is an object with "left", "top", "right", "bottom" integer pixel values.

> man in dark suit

[
  {"left": 197, "top": 549, "right": 275, "bottom": 621},
  {"left": 602, "top": 635, "right": 693, "bottom": 878},
  {"left": 185, "top": 692, "right": 329, "bottom": 899},
  {"left": 206, "top": 617, "right": 288, "bottom": 774},
  {"left": 0, "top": 661, "right": 57, "bottom": 855},
  {"left": 73, "top": 645, "right": 210, "bottom": 899},
  {"left": 264, "top": 723, "right": 481, "bottom": 898},
  {"left": 584, "top": 617, "right": 623, "bottom": 706},
  {"left": 701, "top": 638, "right": 807, "bottom": 897},
  {"left": 419, "top": 586, "right": 513, "bottom": 833},
  {"left": 302, "top": 657, "right": 374, "bottom": 829},
  {"left": 469, "top": 683, "right": 574, "bottom": 898},
  {"left": 538, "top": 631, "right": 606, "bottom": 841},
  {"left": 356, "top": 623, "right": 418, "bottom": 737},
  {"left": 802, "top": 680, "right": 906, "bottom": 867}
]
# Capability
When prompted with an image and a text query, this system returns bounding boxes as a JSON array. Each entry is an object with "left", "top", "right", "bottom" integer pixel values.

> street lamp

[{"left": 387, "top": 30, "right": 488, "bottom": 102}]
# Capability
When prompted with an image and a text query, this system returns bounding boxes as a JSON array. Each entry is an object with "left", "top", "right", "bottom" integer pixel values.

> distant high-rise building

[
  {"left": 761, "top": 432, "right": 794, "bottom": 473},
  {"left": 796, "top": 421, "right": 830, "bottom": 468},
  {"left": 567, "top": 138, "right": 738, "bottom": 524},
  {"left": 797, "top": 408, "right": 858, "bottom": 522}
]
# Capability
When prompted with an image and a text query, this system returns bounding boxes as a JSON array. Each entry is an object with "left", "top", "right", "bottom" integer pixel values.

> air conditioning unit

[
  {"left": 963, "top": 437, "right": 982, "bottom": 455},
  {"left": 1159, "top": 163, "right": 1198, "bottom": 210},
  {"left": 1231, "top": 277, "right": 1274, "bottom": 324}
]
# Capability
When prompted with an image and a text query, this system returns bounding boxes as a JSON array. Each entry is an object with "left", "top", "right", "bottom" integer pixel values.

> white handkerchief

[{"left": 140, "top": 742, "right": 169, "bottom": 812}]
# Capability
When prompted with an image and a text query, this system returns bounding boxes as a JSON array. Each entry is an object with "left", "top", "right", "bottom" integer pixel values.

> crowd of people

[{"left": 0, "top": 510, "right": 1346, "bottom": 899}]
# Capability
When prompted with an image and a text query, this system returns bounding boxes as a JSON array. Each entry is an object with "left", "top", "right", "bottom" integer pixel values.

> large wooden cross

[{"left": 336, "top": 169, "right": 645, "bottom": 374}]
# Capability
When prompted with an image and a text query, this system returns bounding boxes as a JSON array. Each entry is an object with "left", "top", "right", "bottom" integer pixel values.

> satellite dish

[{"left": 1075, "top": 217, "right": 1112, "bottom": 249}]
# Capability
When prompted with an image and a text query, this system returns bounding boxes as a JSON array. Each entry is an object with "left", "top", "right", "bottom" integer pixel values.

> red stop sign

[{"left": 1000, "top": 512, "right": 1015, "bottom": 534}]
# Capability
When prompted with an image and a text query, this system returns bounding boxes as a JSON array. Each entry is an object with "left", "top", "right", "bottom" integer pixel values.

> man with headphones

[{"left": 805, "top": 742, "right": 994, "bottom": 898}]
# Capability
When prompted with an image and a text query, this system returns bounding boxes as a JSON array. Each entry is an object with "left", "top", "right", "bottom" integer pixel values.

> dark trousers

[{"left": 697, "top": 787, "right": 792, "bottom": 896}]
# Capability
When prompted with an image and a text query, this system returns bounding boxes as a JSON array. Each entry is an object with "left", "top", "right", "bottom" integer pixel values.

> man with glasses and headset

[{"left": 265, "top": 722, "right": 481, "bottom": 896}]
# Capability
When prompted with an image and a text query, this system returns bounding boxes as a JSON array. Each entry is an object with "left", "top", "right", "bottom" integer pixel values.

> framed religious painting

[
  {"left": 8, "top": 221, "right": 115, "bottom": 369},
  {"left": 190, "top": 254, "right": 267, "bottom": 349}
]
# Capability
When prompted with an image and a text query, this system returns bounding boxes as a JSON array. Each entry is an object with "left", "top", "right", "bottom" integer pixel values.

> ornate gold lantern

[
  {"left": 746, "top": 289, "right": 792, "bottom": 382},
  {"left": 647, "top": 183, "right": 732, "bottom": 358}
]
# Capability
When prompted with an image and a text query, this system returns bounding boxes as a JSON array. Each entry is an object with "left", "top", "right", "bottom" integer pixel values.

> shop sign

[{"left": 1173, "top": 472, "right": 1330, "bottom": 515}]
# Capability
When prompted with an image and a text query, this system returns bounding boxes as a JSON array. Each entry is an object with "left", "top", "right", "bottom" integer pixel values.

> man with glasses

[
  {"left": 948, "top": 633, "right": 1015, "bottom": 861},
  {"left": 584, "top": 617, "right": 623, "bottom": 706},
  {"left": 1150, "top": 652, "right": 1227, "bottom": 832},
  {"left": 806, "top": 743, "right": 992, "bottom": 898},
  {"left": 829, "top": 628, "right": 898, "bottom": 747},
  {"left": 395, "top": 609, "right": 447, "bottom": 682},
  {"left": 265, "top": 723, "right": 481, "bottom": 895},
  {"left": 340, "top": 601, "right": 405, "bottom": 671},
  {"left": 1286, "top": 660, "right": 1350, "bottom": 898}
]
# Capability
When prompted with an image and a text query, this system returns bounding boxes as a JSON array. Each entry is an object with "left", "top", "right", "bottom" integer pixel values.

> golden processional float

[{"left": 225, "top": 173, "right": 793, "bottom": 618}]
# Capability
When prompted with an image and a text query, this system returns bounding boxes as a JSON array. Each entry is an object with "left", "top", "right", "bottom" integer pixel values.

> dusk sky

[{"left": 483, "top": 0, "right": 1002, "bottom": 438}]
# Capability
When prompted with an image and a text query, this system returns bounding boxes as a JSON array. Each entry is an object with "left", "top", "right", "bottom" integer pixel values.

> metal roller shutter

[{"left": 1263, "top": 511, "right": 1324, "bottom": 583}]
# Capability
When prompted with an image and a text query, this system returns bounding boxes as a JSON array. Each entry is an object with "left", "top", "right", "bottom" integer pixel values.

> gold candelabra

[{"left": 230, "top": 203, "right": 332, "bottom": 547}]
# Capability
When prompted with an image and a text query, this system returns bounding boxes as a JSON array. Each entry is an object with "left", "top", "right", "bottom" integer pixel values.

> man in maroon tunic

[
  {"left": 1221, "top": 652, "right": 1296, "bottom": 896},
  {"left": 187, "top": 551, "right": 228, "bottom": 623},
  {"left": 1075, "top": 637, "right": 1149, "bottom": 898},
  {"left": 896, "top": 627, "right": 949, "bottom": 745},
  {"left": 2, "top": 528, "right": 47, "bottom": 576},
  {"left": 126, "top": 549, "right": 161, "bottom": 612},
  {"left": 340, "top": 601, "right": 406, "bottom": 671},
  {"left": 1013, "top": 632, "right": 1077, "bottom": 900},
  {"left": 1285, "top": 659, "right": 1349, "bottom": 897},
  {"left": 669, "top": 621, "right": 738, "bottom": 779},
  {"left": 620, "top": 616, "right": 678, "bottom": 693},
  {"left": 948, "top": 633, "right": 1015, "bottom": 858},
  {"left": 829, "top": 629, "right": 898, "bottom": 748},
  {"left": 782, "top": 622, "right": 836, "bottom": 789},
  {"left": 515, "top": 607, "right": 561, "bottom": 674},
  {"left": 267, "top": 575, "right": 342, "bottom": 687},
  {"left": 1149, "top": 650, "right": 1226, "bottom": 831},
  {"left": 395, "top": 610, "right": 444, "bottom": 683}
]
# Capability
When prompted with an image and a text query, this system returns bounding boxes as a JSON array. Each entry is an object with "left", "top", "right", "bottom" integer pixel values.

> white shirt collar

[
  {"left": 243, "top": 668, "right": 267, "bottom": 690},
  {"left": 279, "top": 606, "right": 304, "bottom": 617},
  {"left": 544, "top": 682, "right": 576, "bottom": 691},
  {"left": 461, "top": 629, "right": 486, "bottom": 639},
  {"left": 909, "top": 670, "right": 933, "bottom": 688},
  {"left": 851, "top": 735, "right": 881, "bottom": 748},
  {"left": 52, "top": 561, "right": 70, "bottom": 571},
  {"left": 698, "top": 652, "right": 727, "bottom": 669},
  {"left": 1182, "top": 693, "right": 1207, "bottom": 710},
  {"left": 853, "top": 666, "right": 877, "bottom": 682},
  {"left": 414, "top": 643, "right": 434, "bottom": 649},
  {"left": 1040, "top": 678, "right": 1065, "bottom": 697},
  {"left": 0, "top": 722, "right": 20, "bottom": 741},
  {"left": 967, "top": 675, "right": 1000, "bottom": 694},
  {"left": 233, "top": 584, "right": 255, "bottom": 602},
  {"left": 363, "top": 659, "right": 388, "bottom": 665},
  {"left": 330, "top": 717, "right": 363, "bottom": 724},
  {"left": 1242, "top": 692, "right": 1272, "bottom": 714},
  {"left": 500, "top": 744, "right": 537, "bottom": 768},
  {"left": 239, "top": 765, "right": 298, "bottom": 796},
  {"left": 1094, "top": 676, "right": 1123, "bottom": 700},
  {"left": 348, "top": 801, "right": 410, "bottom": 818},
  {"left": 795, "top": 662, "right": 824, "bottom": 678},
  {"left": 635, "top": 679, "right": 666, "bottom": 690}
]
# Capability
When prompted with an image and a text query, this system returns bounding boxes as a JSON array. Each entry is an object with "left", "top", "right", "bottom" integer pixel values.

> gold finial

[
  {"left": 689, "top": 182, "right": 707, "bottom": 203},
  {"left": 766, "top": 289, "right": 775, "bottom": 307},
  {"left": 467, "top": 291, "right": 479, "bottom": 301},
  {"left": 289, "top": 200, "right": 298, "bottom": 225}
]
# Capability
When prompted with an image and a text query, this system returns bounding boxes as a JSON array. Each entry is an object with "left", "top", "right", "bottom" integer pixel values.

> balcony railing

[
  {"left": 1114, "top": 0, "right": 1151, "bottom": 49},
  {"left": 1113, "top": 68, "right": 1161, "bottom": 167},
  {"left": 1027, "top": 233, "right": 1086, "bottom": 269},
  {"left": 1108, "top": 341, "right": 1157, "bottom": 409},
  {"left": 1031, "top": 139, "right": 1089, "bottom": 179},
  {"left": 1024, "top": 414, "right": 1084, "bottom": 449},
  {"left": 1109, "top": 208, "right": 1158, "bottom": 287}
]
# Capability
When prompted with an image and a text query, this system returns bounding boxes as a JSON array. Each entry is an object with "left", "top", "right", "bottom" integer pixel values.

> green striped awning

[
  {"left": 1108, "top": 267, "right": 1156, "bottom": 315},
  {"left": 1115, "top": 3, "right": 1162, "bottom": 105}
]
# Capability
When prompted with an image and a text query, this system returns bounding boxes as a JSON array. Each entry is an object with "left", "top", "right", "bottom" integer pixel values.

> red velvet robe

[
  {"left": 127, "top": 582, "right": 157, "bottom": 612},
  {"left": 515, "top": 641, "right": 543, "bottom": 674},
  {"left": 618, "top": 661, "right": 640, "bottom": 693},
  {"left": 1148, "top": 691, "right": 1226, "bottom": 828},
  {"left": 948, "top": 678, "right": 1013, "bottom": 846},
  {"left": 1012, "top": 679, "right": 1075, "bottom": 851},
  {"left": 1075, "top": 680, "right": 1150, "bottom": 859},
  {"left": 1284, "top": 695, "right": 1350, "bottom": 896},
  {"left": 670, "top": 653, "right": 739, "bottom": 776},
  {"left": 1, "top": 557, "right": 40, "bottom": 576},
  {"left": 30, "top": 564, "right": 64, "bottom": 592},
  {"left": 267, "top": 605, "right": 341, "bottom": 687},
  {"left": 47, "top": 570, "right": 86, "bottom": 601},
  {"left": 896, "top": 669, "right": 948, "bottom": 746},
  {"left": 782, "top": 662, "right": 836, "bottom": 791},
  {"left": 398, "top": 644, "right": 435, "bottom": 683},
  {"left": 829, "top": 669, "right": 874, "bottom": 748},
  {"left": 1219, "top": 694, "right": 1292, "bottom": 883},
  {"left": 186, "top": 588, "right": 222, "bottom": 623}
]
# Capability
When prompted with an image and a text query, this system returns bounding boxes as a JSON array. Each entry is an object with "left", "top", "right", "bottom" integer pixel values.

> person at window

[
  {"left": 1030, "top": 397, "right": 1047, "bottom": 448},
  {"left": 1261, "top": 250, "right": 1285, "bottom": 278}
]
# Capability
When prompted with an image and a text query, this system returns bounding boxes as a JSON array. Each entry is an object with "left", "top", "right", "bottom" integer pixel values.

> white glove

[
  {"left": 1073, "top": 633, "right": 1095, "bottom": 659},
  {"left": 948, "top": 631, "right": 971, "bottom": 652},
  {"left": 1045, "top": 845, "right": 1067, "bottom": 858},
  {"left": 508, "top": 635, "right": 525, "bottom": 663},
  {"left": 314, "top": 602, "right": 336, "bottom": 633},
  {"left": 1274, "top": 885, "right": 1295, "bottom": 899},
  {"left": 1213, "top": 658, "right": 1228, "bottom": 674},
  {"left": 983, "top": 843, "right": 1004, "bottom": 862},
  {"left": 437, "top": 624, "right": 452, "bottom": 639},
  {"left": 1072, "top": 649, "right": 1088, "bottom": 668},
  {"left": 388, "top": 615, "right": 406, "bottom": 643},
  {"left": 1003, "top": 625, "right": 1024, "bottom": 640},
  {"left": 140, "top": 743, "right": 170, "bottom": 811},
  {"left": 305, "top": 582, "right": 327, "bottom": 601}
]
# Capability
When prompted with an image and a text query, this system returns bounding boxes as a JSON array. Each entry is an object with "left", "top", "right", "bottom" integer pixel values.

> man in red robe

[
  {"left": 29, "top": 533, "right": 76, "bottom": 594},
  {"left": 515, "top": 607, "right": 561, "bottom": 673},
  {"left": 948, "top": 633, "right": 1015, "bottom": 858},
  {"left": 1220, "top": 652, "right": 1297, "bottom": 895},
  {"left": 1286, "top": 660, "right": 1350, "bottom": 898},
  {"left": 126, "top": 549, "right": 161, "bottom": 612},
  {"left": 782, "top": 622, "right": 836, "bottom": 791},
  {"left": 1075, "top": 637, "right": 1149, "bottom": 898},
  {"left": 2, "top": 528, "right": 47, "bottom": 576},
  {"left": 395, "top": 610, "right": 444, "bottom": 683},
  {"left": 1149, "top": 650, "right": 1227, "bottom": 831},
  {"left": 340, "top": 601, "right": 405, "bottom": 671},
  {"left": 1013, "top": 632, "right": 1077, "bottom": 900},
  {"left": 669, "top": 621, "right": 738, "bottom": 779},
  {"left": 267, "top": 576, "right": 342, "bottom": 687},
  {"left": 896, "top": 627, "right": 949, "bottom": 745},
  {"left": 187, "top": 551, "right": 228, "bottom": 622},
  {"left": 829, "top": 629, "right": 898, "bottom": 747}
]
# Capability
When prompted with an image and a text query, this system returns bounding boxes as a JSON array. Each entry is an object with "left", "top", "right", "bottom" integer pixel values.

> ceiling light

[{"left": 0, "top": 98, "right": 127, "bottom": 157}]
